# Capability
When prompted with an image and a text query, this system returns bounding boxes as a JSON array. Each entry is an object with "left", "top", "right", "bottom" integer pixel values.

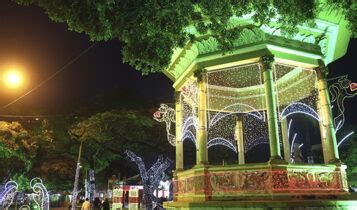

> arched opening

[
  {"left": 282, "top": 114, "right": 323, "bottom": 164},
  {"left": 208, "top": 144, "right": 237, "bottom": 165},
  {"left": 245, "top": 142, "right": 270, "bottom": 163},
  {"left": 182, "top": 138, "right": 196, "bottom": 170}
]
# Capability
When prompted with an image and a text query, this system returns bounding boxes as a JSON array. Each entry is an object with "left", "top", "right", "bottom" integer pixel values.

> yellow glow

[{"left": 3, "top": 70, "right": 23, "bottom": 88}]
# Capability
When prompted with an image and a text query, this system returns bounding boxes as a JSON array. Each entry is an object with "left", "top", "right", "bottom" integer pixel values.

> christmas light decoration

[
  {"left": 71, "top": 163, "right": 81, "bottom": 210},
  {"left": 337, "top": 131, "right": 355, "bottom": 147},
  {"left": 329, "top": 75, "right": 357, "bottom": 132},
  {"left": 206, "top": 63, "right": 267, "bottom": 152},
  {"left": 207, "top": 137, "right": 237, "bottom": 152},
  {"left": 153, "top": 104, "right": 176, "bottom": 146},
  {"left": 350, "top": 83, "right": 357, "bottom": 92},
  {"left": 243, "top": 113, "right": 269, "bottom": 153},
  {"left": 125, "top": 150, "right": 172, "bottom": 209},
  {"left": 180, "top": 81, "right": 199, "bottom": 147},
  {"left": 19, "top": 205, "right": 31, "bottom": 210},
  {"left": 181, "top": 116, "right": 198, "bottom": 135},
  {"left": 88, "top": 169, "right": 95, "bottom": 202},
  {"left": 30, "top": 178, "right": 49, "bottom": 210},
  {"left": 280, "top": 102, "right": 320, "bottom": 121},
  {"left": 290, "top": 133, "right": 298, "bottom": 154},
  {"left": 181, "top": 81, "right": 198, "bottom": 105},
  {"left": 209, "top": 103, "right": 263, "bottom": 127},
  {"left": 0, "top": 181, "right": 18, "bottom": 209},
  {"left": 182, "top": 130, "right": 197, "bottom": 147}
]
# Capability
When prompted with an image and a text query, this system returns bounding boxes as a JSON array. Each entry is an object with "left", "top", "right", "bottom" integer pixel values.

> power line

[
  {"left": 0, "top": 114, "right": 61, "bottom": 118},
  {"left": 0, "top": 42, "right": 97, "bottom": 110}
]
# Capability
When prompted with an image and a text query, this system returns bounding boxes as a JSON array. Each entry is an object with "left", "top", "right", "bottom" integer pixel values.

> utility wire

[
  {"left": 0, "top": 42, "right": 97, "bottom": 110},
  {"left": 0, "top": 114, "right": 60, "bottom": 118}
]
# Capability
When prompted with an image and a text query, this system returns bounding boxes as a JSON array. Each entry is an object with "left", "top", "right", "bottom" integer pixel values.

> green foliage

[
  {"left": 14, "top": 0, "right": 356, "bottom": 74},
  {"left": 11, "top": 174, "right": 31, "bottom": 192},
  {"left": 340, "top": 132, "right": 357, "bottom": 186},
  {"left": 0, "top": 121, "right": 37, "bottom": 173},
  {"left": 325, "top": 0, "right": 356, "bottom": 35},
  {"left": 69, "top": 109, "right": 172, "bottom": 174}
]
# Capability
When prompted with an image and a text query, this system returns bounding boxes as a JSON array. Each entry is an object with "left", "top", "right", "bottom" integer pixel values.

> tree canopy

[
  {"left": 15, "top": 0, "right": 356, "bottom": 74},
  {"left": 0, "top": 89, "right": 174, "bottom": 190}
]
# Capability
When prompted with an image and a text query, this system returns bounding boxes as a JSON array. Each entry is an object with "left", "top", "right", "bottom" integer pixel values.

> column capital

[
  {"left": 261, "top": 55, "right": 275, "bottom": 70},
  {"left": 194, "top": 69, "right": 207, "bottom": 82},
  {"left": 314, "top": 61, "right": 329, "bottom": 79}
]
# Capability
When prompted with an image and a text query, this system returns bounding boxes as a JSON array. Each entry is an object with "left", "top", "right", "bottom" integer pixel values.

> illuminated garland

[
  {"left": 182, "top": 130, "right": 197, "bottom": 147},
  {"left": 207, "top": 138, "right": 237, "bottom": 152},
  {"left": 181, "top": 81, "right": 198, "bottom": 105},
  {"left": 243, "top": 113, "right": 269, "bottom": 153},
  {"left": 19, "top": 205, "right": 31, "bottom": 210},
  {"left": 180, "top": 81, "right": 199, "bottom": 148},
  {"left": 88, "top": 169, "right": 95, "bottom": 202},
  {"left": 125, "top": 150, "right": 173, "bottom": 209},
  {"left": 208, "top": 103, "right": 263, "bottom": 127},
  {"left": 245, "top": 138, "right": 269, "bottom": 153},
  {"left": 0, "top": 181, "right": 18, "bottom": 209},
  {"left": 337, "top": 131, "right": 355, "bottom": 147},
  {"left": 281, "top": 102, "right": 320, "bottom": 121},
  {"left": 71, "top": 163, "right": 81, "bottom": 210},
  {"left": 30, "top": 178, "right": 49, "bottom": 210},
  {"left": 329, "top": 75, "right": 357, "bottom": 134},
  {"left": 153, "top": 104, "right": 176, "bottom": 146}
]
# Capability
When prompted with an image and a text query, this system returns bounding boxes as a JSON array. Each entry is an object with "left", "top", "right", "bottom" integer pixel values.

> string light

[
  {"left": 329, "top": 75, "right": 357, "bottom": 133},
  {"left": 88, "top": 169, "right": 95, "bottom": 202},
  {"left": 209, "top": 103, "right": 263, "bottom": 127},
  {"left": 280, "top": 102, "right": 320, "bottom": 121},
  {"left": 153, "top": 104, "right": 176, "bottom": 146},
  {"left": 30, "top": 178, "right": 49, "bottom": 210},
  {"left": 207, "top": 138, "right": 237, "bottom": 152},
  {"left": 182, "top": 130, "right": 197, "bottom": 147},
  {"left": 0, "top": 181, "right": 18, "bottom": 209},
  {"left": 337, "top": 131, "right": 355, "bottom": 147},
  {"left": 71, "top": 163, "right": 81, "bottom": 210},
  {"left": 206, "top": 63, "right": 267, "bottom": 152},
  {"left": 290, "top": 133, "right": 298, "bottom": 154},
  {"left": 125, "top": 150, "right": 172, "bottom": 209}
]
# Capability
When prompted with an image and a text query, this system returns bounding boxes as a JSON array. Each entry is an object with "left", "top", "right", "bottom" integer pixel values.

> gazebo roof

[{"left": 163, "top": 5, "right": 353, "bottom": 89}]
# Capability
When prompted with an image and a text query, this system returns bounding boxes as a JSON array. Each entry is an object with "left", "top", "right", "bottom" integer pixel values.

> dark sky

[
  {"left": 0, "top": 1, "right": 174, "bottom": 114},
  {"left": 0, "top": 0, "right": 355, "bottom": 122}
]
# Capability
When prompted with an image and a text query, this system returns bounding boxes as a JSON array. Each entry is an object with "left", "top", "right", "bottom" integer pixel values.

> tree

[
  {"left": 15, "top": 0, "right": 356, "bottom": 74},
  {"left": 69, "top": 109, "right": 174, "bottom": 188},
  {"left": 0, "top": 121, "right": 38, "bottom": 179},
  {"left": 69, "top": 109, "right": 173, "bottom": 172}
]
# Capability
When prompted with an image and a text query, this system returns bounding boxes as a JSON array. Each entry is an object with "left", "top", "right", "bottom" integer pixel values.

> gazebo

[{"left": 161, "top": 4, "right": 355, "bottom": 210}]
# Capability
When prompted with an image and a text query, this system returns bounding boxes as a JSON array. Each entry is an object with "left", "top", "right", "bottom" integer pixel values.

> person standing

[
  {"left": 93, "top": 197, "right": 102, "bottom": 210},
  {"left": 81, "top": 198, "right": 90, "bottom": 210},
  {"left": 102, "top": 198, "right": 110, "bottom": 210}
]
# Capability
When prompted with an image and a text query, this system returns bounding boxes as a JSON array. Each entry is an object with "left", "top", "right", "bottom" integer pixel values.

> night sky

[
  {"left": 0, "top": 1, "right": 173, "bottom": 114},
  {"left": 0, "top": 0, "right": 355, "bottom": 124}
]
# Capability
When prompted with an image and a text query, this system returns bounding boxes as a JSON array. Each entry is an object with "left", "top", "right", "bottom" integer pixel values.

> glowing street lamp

[{"left": 3, "top": 70, "right": 23, "bottom": 88}]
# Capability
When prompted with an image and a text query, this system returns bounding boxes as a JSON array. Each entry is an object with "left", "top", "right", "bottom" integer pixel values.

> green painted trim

[{"left": 173, "top": 62, "right": 197, "bottom": 90}]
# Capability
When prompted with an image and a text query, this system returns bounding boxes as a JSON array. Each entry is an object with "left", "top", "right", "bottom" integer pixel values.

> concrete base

[{"left": 173, "top": 163, "right": 349, "bottom": 203}]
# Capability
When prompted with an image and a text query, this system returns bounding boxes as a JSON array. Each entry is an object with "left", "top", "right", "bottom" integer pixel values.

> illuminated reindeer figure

[
  {"left": 153, "top": 104, "right": 176, "bottom": 146},
  {"left": 329, "top": 75, "right": 357, "bottom": 132}
]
